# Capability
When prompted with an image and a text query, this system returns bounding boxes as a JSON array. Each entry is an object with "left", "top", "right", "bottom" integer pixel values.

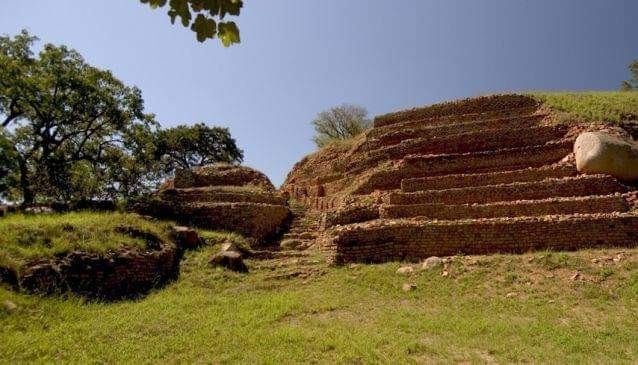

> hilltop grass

[
  {"left": 2, "top": 242, "right": 638, "bottom": 364},
  {"left": 529, "top": 91, "right": 638, "bottom": 125},
  {"left": 0, "top": 212, "right": 176, "bottom": 270}
]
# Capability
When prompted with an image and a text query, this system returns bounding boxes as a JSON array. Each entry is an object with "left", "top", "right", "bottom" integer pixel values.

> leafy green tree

[
  {"left": 0, "top": 129, "right": 18, "bottom": 198},
  {"left": 155, "top": 123, "right": 243, "bottom": 172},
  {"left": 311, "top": 104, "right": 372, "bottom": 148},
  {"left": 621, "top": 60, "right": 638, "bottom": 91},
  {"left": 0, "top": 31, "right": 158, "bottom": 205},
  {"left": 140, "top": 0, "right": 242, "bottom": 46}
]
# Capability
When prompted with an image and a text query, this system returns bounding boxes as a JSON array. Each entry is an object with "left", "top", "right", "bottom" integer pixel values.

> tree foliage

[
  {"left": 140, "top": 0, "right": 242, "bottom": 46},
  {"left": 311, "top": 104, "right": 372, "bottom": 148},
  {"left": 0, "top": 31, "right": 243, "bottom": 205},
  {"left": 621, "top": 60, "right": 638, "bottom": 91},
  {"left": 155, "top": 123, "right": 243, "bottom": 172}
]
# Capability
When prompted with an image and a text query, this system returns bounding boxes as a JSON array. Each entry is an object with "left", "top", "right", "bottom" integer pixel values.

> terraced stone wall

[
  {"left": 373, "top": 94, "right": 539, "bottom": 128},
  {"left": 380, "top": 195, "right": 629, "bottom": 220},
  {"left": 321, "top": 214, "right": 638, "bottom": 264},
  {"left": 386, "top": 176, "right": 628, "bottom": 205},
  {"left": 13, "top": 229, "right": 181, "bottom": 300}
]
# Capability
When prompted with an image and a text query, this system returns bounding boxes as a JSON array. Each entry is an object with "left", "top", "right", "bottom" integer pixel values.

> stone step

[
  {"left": 403, "top": 140, "right": 573, "bottom": 172},
  {"left": 320, "top": 213, "right": 638, "bottom": 264},
  {"left": 401, "top": 165, "right": 578, "bottom": 192},
  {"left": 181, "top": 202, "right": 290, "bottom": 240},
  {"left": 387, "top": 175, "right": 628, "bottom": 206},
  {"left": 373, "top": 95, "right": 539, "bottom": 128},
  {"left": 364, "top": 114, "right": 546, "bottom": 152},
  {"left": 160, "top": 187, "right": 287, "bottom": 205},
  {"left": 380, "top": 194, "right": 629, "bottom": 220},
  {"left": 351, "top": 141, "right": 573, "bottom": 194},
  {"left": 346, "top": 125, "right": 568, "bottom": 173}
]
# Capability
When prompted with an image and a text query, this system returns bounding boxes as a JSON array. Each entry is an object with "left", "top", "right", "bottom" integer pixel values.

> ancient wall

[
  {"left": 281, "top": 94, "right": 638, "bottom": 264},
  {"left": 386, "top": 175, "right": 628, "bottom": 205},
  {"left": 380, "top": 194, "right": 628, "bottom": 220},
  {"left": 15, "top": 228, "right": 181, "bottom": 300},
  {"left": 374, "top": 94, "right": 539, "bottom": 128},
  {"left": 401, "top": 165, "right": 577, "bottom": 192},
  {"left": 321, "top": 214, "right": 638, "bottom": 264}
]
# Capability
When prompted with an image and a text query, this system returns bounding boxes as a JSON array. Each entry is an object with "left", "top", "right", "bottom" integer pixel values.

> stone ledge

[{"left": 321, "top": 213, "right": 638, "bottom": 264}]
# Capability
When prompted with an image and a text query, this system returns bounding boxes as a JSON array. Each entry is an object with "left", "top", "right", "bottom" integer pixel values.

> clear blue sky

[{"left": 1, "top": 1, "right": 636, "bottom": 186}]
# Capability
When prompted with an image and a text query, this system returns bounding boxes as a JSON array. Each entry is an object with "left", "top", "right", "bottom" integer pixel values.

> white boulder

[{"left": 574, "top": 132, "right": 638, "bottom": 182}]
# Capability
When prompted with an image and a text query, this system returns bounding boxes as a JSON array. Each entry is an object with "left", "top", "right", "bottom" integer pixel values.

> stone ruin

[
  {"left": 281, "top": 94, "right": 638, "bottom": 264},
  {"left": 136, "top": 164, "right": 290, "bottom": 243}
]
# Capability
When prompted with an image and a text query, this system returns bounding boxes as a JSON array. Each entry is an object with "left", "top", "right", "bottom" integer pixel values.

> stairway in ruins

[{"left": 281, "top": 95, "right": 638, "bottom": 264}]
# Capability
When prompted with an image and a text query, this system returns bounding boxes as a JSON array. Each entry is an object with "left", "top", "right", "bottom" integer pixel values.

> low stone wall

[
  {"left": 380, "top": 194, "right": 628, "bottom": 220},
  {"left": 323, "top": 204, "right": 380, "bottom": 228},
  {"left": 160, "top": 187, "right": 287, "bottom": 205},
  {"left": 373, "top": 94, "right": 539, "bottom": 128},
  {"left": 173, "top": 165, "right": 275, "bottom": 191},
  {"left": 401, "top": 165, "right": 577, "bottom": 192},
  {"left": 367, "top": 114, "right": 544, "bottom": 149},
  {"left": 348, "top": 126, "right": 567, "bottom": 173},
  {"left": 351, "top": 142, "right": 573, "bottom": 194},
  {"left": 387, "top": 175, "right": 628, "bottom": 206},
  {"left": 404, "top": 141, "right": 573, "bottom": 174},
  {"left": 321, "top": 213, "right": 638, "bottom": 264},
  {"left": 11, "top": 227, "right": 182, "bottom": 300}
]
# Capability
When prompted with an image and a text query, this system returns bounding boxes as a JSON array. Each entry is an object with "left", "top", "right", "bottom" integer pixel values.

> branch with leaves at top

[{"left": 139, "top": 0, "right": 242, "bottom": 46}]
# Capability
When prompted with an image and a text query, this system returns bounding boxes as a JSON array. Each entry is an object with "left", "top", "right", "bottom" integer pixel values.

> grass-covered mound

[
  {"left": 0, "top": 212, "right": 172, "bottom": 271},
  {"left": 530, "top": 91, "right": 638, "bottom": 125},
  {"left": 0, "top": 212, "right": 190, "bottom": 299}
]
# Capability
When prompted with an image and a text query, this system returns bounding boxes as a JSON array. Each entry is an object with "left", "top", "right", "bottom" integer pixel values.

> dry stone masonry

[
  {"left": 135, "top": 164, "right": 290, "bottom": 244},
  {"left": 281, "top": 94, "right": 638, "bottom": 264}
]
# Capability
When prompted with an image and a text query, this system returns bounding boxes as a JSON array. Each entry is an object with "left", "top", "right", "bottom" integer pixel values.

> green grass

[
  {"left": 0, "top": 212, "right": 173, "bottom": 270},
  {"left": 2, "top": 244, "right": 638, "bottom": 364},
  {"left": 529, "top": 91, "right": 638, "bottom": 124}
]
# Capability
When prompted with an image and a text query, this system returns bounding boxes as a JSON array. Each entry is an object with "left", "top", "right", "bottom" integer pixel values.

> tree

[
  {"left": 621, "top": 60, "right": 638, "bottom": 91},
  {"left": 155, "top": 123, "right": 243, "bottom": 172},
  {"left": 0, "top": 30, "right": 158, "bottom": 205},
  {"left": 139, "top": 0, "right": 242, "bottom": 46},
  {"left": 311, "top": 104, "right": 372, "bottom": 148},
  {"left": 0, "top": 128, "right": 18, "bottom": 198}
]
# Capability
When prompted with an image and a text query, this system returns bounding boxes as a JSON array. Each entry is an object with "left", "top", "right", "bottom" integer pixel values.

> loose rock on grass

[{"left": 209, "top": 251, "right": 248, "bottom": 273}]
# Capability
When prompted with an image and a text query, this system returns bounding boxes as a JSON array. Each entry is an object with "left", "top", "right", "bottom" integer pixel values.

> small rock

[
  {"left": 570, "top": 271, "right": 581, "bottom": 281},
  {"left": 2, "top": 299, "right": 17, "bottom": 312},
  {"left": 441, "top": 270, "right": 449, "bottom": 277},
  {"left": 170, "top": 226, "right": 201, "bottom": 250},
  {"left": 221, "top": 242, "right": 251, "bottom": 257},
  {"left": 280, "top": 239, "right": 302, "bottom": 251},
  {"left": 396, "top": 266, "right": 414, "bottom": 275},
  {"left": 402, "top": 283, "right": 416, "bottom": 292},
  {"left": 209, "top": 251, "right": 248, "bottom": 272},
  {"left": 421, "top": 256, "right": 443, "bottom": 270}
]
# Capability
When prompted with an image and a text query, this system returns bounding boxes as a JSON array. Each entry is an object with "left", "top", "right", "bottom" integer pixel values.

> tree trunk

[{"left": 19, "top": 159, "right": 34, "bottom": 207}]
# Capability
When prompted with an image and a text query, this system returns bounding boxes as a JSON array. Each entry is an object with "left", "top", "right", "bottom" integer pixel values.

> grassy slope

[
  {"left": 0, "top": 213, "right": 174, "bottom": 270},
  {"left": 529, "top": 91, "right": 638, "bottom": 124},
  {"left": 1, "top": 245, "right": 638, "bottom": 364}
]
